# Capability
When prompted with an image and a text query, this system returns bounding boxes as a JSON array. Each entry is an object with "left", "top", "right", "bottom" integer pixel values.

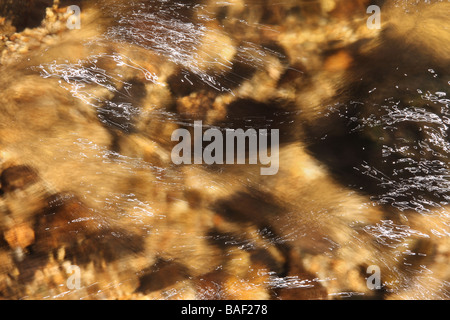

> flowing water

[{"left": 0, "top": 0, "right": 449, "bottom": 300}]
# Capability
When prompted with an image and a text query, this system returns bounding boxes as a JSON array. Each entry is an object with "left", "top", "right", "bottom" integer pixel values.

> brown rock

[
  {"left": 1, "top": 165, "right": 39, "bottom": 192},
  {"left": 324, "top": 50, "right": 353, "bottom": 72},
  {"left": 34, "top": 192, "right": 100, "bottom": 250},
  {"left": 176, "top": 90, "right": 216, "bottom": 121},
  {"left": 4, "top": 222, "right": 35, "bottom": 249},
  {"left": 330, "top": 0, "right": 370, "bottom": 19}
]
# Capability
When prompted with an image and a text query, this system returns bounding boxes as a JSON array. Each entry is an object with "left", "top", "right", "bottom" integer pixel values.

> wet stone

[{"left": 0, "top": 165, "right": 39, "bottom": 193}]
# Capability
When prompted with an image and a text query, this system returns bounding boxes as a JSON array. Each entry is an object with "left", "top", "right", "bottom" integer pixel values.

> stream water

[{"left": 0, "top": 0, "right": 449, "bottom": 300}]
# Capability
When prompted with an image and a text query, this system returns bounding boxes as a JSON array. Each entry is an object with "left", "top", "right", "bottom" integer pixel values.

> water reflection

[{"left": 0, "top": 0, "right": 449, "bottom": 300}]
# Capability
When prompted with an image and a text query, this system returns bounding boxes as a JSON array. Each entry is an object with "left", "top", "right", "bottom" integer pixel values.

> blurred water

[{"left": 1, "top": 0, "right": 450, "bottom": 300}]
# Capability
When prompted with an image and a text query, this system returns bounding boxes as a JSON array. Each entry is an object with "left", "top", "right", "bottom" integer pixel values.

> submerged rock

[{"left": 0, "top": 0, "right": 449, "bottom": 300}]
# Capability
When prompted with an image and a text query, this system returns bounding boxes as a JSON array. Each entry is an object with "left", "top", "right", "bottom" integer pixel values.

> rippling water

[{"left": 0, "top": 0, "right": 450, "bottom": 300}]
